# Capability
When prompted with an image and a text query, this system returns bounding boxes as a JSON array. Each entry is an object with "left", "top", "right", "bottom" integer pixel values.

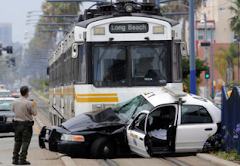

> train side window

[
  {"left": 77, "top": 45, "right": 81, "bottom": 82},
  {"left": 78, "top": 45, "right": 86, "bottom": 83},
  {"left": 172, "top": 42, "right": 182, "bottom": 83}
]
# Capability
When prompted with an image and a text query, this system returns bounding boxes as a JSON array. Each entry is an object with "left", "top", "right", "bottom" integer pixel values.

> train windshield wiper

[{"left": 97, "top": 38, "right": 114, "bottom": 65}]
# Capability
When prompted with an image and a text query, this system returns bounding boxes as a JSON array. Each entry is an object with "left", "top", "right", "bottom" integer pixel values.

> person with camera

[{"left": 12, "top": 86, "right": 37, "bottom": 165}]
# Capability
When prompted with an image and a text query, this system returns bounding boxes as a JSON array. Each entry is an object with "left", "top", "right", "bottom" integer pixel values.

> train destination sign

[{"left": 109, "top": 23, "right": 148, "bottom": 33}]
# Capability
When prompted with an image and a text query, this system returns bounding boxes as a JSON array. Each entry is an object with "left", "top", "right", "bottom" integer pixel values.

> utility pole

[
  {"left": 211, "top": 27, "right": 214, "bottom": 99},
  {"left": 204, "top": 14, "right": 209, "bottom": 99},
  {"left": 190, "top": 0, "right": 196, "bottom": 94}
]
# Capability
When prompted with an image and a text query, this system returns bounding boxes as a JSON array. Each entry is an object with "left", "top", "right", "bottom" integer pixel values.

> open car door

[
  {"left": 145, "top": 105, "right": 177, "bottom": 155},
  {"left": 126, "top": 111, "right": 150, "bottom": 157}
]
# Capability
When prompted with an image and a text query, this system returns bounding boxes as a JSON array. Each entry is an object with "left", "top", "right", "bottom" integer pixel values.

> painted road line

[
  {"left": 34, "top": 126, "right": 41, "bottom": 133},
  {"left": 0, "top": 148, "right": 12, "bottom": 152}
]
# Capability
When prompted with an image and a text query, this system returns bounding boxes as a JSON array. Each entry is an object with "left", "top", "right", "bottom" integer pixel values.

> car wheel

[{"left": 90, "top": 137, "right": 114, "bottom": 159}]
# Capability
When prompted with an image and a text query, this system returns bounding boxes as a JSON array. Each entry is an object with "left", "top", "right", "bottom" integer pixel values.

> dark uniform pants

[{"left": 13, "top": 122, "right": 33, "bottom": 161}]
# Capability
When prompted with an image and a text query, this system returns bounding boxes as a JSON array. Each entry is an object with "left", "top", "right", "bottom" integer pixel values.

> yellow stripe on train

[{"left": 74, "top": 93, "right": 119, "bottom": 103}]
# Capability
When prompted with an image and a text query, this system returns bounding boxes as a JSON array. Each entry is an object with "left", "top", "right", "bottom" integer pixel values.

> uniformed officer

[{"left": 12, "top": 86, "right": 37, "bottom": 165}]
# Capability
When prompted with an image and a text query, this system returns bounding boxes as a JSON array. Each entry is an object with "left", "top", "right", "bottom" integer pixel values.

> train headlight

[
  {"left": 94, "top": 27, "right": 105, "bottom": 35},
  {"left": 125, "top": 5, "right": 133, "bottom": 13},
  {"left": 153, "top": 26, "right": 164, "bottom": 34},
  {"left": 72, "top": 43, "right": 78, "bottom": 58},
  {"left": 61, "top": 134, "right": 85, "bottom": 142}
]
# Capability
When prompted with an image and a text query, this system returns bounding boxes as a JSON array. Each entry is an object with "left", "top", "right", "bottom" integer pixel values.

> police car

[
  {"left": 39, "top": 87, "right": 221, "bottom": 158},
  {"left": 0, "top": 97, "right": 15, "bottom": 133}
]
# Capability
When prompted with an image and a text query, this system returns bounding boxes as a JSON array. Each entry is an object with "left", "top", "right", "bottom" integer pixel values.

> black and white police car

[
  {"left": 0, "top": 97, "right": 15, "bottom": 133},
  {"left": 39, "top": 87, "right": 221, "bottom": 158}
]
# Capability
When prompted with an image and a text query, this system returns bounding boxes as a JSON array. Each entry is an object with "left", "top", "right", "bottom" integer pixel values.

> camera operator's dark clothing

[{"left": 12, "top": 96, "right": 37, "bottom": 162}]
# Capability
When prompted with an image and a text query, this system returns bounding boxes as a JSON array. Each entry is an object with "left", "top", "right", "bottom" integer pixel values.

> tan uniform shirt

[{"left": 12, "top": 96, "right": 37, "bottom": 121}]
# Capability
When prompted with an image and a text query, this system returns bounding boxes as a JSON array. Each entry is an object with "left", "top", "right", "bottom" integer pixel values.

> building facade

[
  {"left": 0, "top": 23, "right": 12, "bottom": 45},
  {"left": 185, "top": 0, "right": 237, "bottom": 98}
]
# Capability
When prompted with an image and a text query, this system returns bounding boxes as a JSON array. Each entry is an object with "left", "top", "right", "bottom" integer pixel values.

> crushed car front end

[{"left": 39, "top": 126, "right": 91, "bottom": 157}]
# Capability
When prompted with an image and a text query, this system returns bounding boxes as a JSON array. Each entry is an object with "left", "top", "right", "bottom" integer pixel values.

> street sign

[
  {"left": 204, "top": 47, "right": 209, "bottom": 58},
  {"left": 201, "top": 42, "right": 211, "bottom": 46}
]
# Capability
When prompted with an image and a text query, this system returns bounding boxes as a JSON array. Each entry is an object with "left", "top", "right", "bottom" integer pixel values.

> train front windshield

[{"left": 93, "top": 43, "right": 168, "bottom": 87}]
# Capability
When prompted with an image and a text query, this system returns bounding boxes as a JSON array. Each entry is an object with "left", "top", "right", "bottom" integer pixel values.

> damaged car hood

[{"left": 61, "top": 108, "right": 126, "bottom": 132}]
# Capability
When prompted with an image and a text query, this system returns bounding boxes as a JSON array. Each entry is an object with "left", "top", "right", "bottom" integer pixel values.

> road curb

[
  {"left": 57, "top": 154, "right": 78, "bottom": 166},
  {"left": 197, "top": 153, "right": 240, "bottom": 166}
]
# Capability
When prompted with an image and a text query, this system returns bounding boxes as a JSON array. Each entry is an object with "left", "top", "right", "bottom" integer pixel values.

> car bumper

[
  {"left": 57, "top": 141, "right": 89, "bottom": 156},
  {"left": 0, "top": 122, "right": 14, "bottom": 133},
  {"left": 39, "top": 126, "right": 89, "bottom": 156}
]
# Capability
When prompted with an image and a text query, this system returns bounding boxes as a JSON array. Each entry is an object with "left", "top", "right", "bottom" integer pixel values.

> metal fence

[{"left": 221, "top": 86, "right": 240, "bottom": 152}]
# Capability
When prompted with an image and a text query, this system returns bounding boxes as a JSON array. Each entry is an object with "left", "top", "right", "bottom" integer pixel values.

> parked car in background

[
  {"left": 39, "top": 87, "right": 221, "bottom": 158},
  {"left": 214, "top": 92, "right": 222, "bottom": 108},
  {"left": 0, "top": 89, "right": 12, "bottom": 97},
  {"left": 0, "top": 97, "right": 15, "bottom": 133}
]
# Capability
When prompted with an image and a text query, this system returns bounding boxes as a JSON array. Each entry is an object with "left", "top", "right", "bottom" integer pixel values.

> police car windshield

[
  {"left": 0, "top": 100, "right": 13, "bottom": 111},
  {"left": 111, "top": 95, "right": 153, "bottom": 122}
]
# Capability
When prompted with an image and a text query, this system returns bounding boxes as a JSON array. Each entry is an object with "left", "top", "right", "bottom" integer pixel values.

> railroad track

[
  {"left": 99, "top": 157, "right": 191, "bottom": 166},
  {"left": 162, "top": 157, "right": 191, "bottom": 166}
]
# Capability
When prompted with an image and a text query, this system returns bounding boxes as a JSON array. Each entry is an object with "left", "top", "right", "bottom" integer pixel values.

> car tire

[{"left": 90, "top": 137, "right": 114, "bottom": 159}]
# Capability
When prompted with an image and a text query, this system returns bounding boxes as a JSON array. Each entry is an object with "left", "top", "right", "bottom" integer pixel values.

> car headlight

[
  {"left": 61, "top": 134, "right": 85, "bottom": 142},
  {"left": 6, "top": 116, "right": 14, "bottom": 122}
]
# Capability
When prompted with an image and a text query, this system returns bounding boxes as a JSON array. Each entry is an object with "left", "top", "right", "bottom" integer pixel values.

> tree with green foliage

[
  {"left": 229, "top": 0, "right": 240, "bottom": 38},
  {"left": 214, "top": 43, "right": 239, "bottom": 82},
  {"left": 182, "top": 57, "right": 208, "bottom": 94},
  {"left": 161, "top": 0, "right": 203, "bottom": 41},
  {"left": 26, "top": 2, "right": 81, "bottom": 81}
]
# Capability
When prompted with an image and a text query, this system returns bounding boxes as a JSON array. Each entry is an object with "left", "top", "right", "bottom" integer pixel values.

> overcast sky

[
  {"left": 0, "top": 0, "right": 44, "bottom": 44},
  {"left": 0, "top": 0, "right": 94, "bottom": 44}
]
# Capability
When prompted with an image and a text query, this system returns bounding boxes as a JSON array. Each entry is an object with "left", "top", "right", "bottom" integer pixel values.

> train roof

[{"left": 76, "top": 13, "right": 179, "bottom": 28}]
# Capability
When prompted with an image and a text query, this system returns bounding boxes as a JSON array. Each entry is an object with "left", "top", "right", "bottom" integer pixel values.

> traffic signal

[
  {"left": 6, "top": 46, "right": 13, "bottom": 54},
  {"left": 205, "top": 70, "right": 210, "bottom": 79}
]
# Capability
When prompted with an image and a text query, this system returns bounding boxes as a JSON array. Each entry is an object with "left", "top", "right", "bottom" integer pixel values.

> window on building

[
  {"left": 197, "top": 30, "right": 204, "bottom": 40},
  {"left": 206, "top": 30, "right": 215, "bottom": 40},
  {"left": 197, "top": 29, "right": 215, "bottom": 41},
  {"left": 218, "top": 7, "right": 225, "bottom": 11}
]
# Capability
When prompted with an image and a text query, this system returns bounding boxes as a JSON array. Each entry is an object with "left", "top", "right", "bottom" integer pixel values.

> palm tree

[
  {"left": 27, "top": 2, "right": 82, "bottom": 73},
  {"left": 214, "top": 43, "right": 238, "bottom": 82},
  {"left": 161, "top": 0, "right": 203, "bottom": 41},
  {"left": 229, "top": 0, "right": 240, "bottom": 37}
]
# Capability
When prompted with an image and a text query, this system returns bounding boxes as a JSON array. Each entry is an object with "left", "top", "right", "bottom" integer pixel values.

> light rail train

[{"left": 48, "top": 0, "right": 187, "bottom": 126}]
